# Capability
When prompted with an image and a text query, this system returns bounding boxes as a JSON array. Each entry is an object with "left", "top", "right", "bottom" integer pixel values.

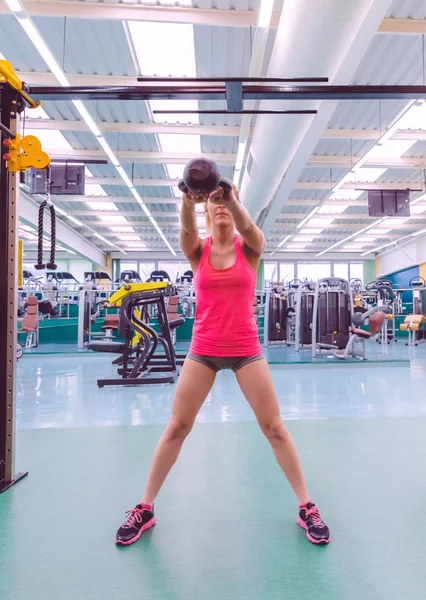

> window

[
  {"left": 279, "top": 262, "right": 295, "bottom": 283},
  {"left": 120, "top": 262, "right": 138, "bottom": 273},
  {"left": 333, "top": 263, "right": 349, "bottom": 280},
  {"left": 264, "top": 261, "right": 277, "bottom": 286},
  {"left": 158, "top": 262, "right": 190, "bottom": 283},
  {"left": 297, "top": 262, "right": 331, "bottom": 282},
  {"left": 350, "top": 262, "right": 364, "bottom": 282},
  {"left": 138, "top": 262, "right": 156, "bottom": 282}
]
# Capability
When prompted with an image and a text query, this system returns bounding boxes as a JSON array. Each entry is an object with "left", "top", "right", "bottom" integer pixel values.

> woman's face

[{"left": 205, "top": 197, "right": 234, "bottom": 228}]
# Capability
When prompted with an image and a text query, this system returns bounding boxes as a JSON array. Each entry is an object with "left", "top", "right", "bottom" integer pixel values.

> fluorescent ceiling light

[
  {"left": 123, "top": 243, "right": 148, "bottom": 248},
  {"left": 270, "top": 234, "right": 292, "bottom": 256},
  {"left": 287, "top": 243, "right": 307, "bottom": 249},
  {"left": 72, "top": 100, "right": 101, "bottom": 137},
  {"left": 114, "top": 165, "right": 132, "bottom": 188},
  {"left": 8, "top": 3, "right": 174, "bottom": 256},
  {"left": 128, "top": 187, "right": 151, "bottom": 217},
  {"left": 97, "top": 137, "right": 120, "bottom": 167},
  {"left": 128, "top": 21, "right": 196, "bottom": 77},
  {"left": 150, "top": 99, "right": 200, "bottom": 125},
  {"left": 233, "top": 169, "right": 241, "bottom": 185},
  {"left": 166, "top": 164, "right": 185, "bottom": 179},
  {"left": 25, "top": 128, "right": 72, "bottom": 151},
  {"left": 293, "top": 236, "right": 313, "bottom": 242},
  {"left": 385, "top": 217, "right": 409, "bottom": 226},
  {"left": 18, "top": 18, "right": 70, "bottom": 87},
  {"left": 398, "top": 102, "right": 426, "bottom": 130},
  {"left": 86, "top": 201, "right": 118, "bottom": 211},
  {"left": 318, "top": 204, "right": 347, "bottom": 215},
  {"left": 368, "top": 139, "right": 416, "bottom": 159},
  {"left": 354, "top": 168, "right": 387, "bottom": 182},
  {"left": 329, "top": 189, "right": 363, "bottom": 201},
  {"left": 300, "top": 228, "right": 323, "bottom": 235},
  {"left": 53, "top": 205, "right": 68, "bottom": 216},
  {"left": 67, "top": 215, "right": 83, "bottom": 226},
  {"left": 410, "top": 205, "right": 426, "bottom": 215},
  {"left": 412, "top": 228, "right": 426, "bottom": 237},
  {"left": 85, "top": 184, "right": 108, "bottom": 197},
  {"left": 297, "top": 206, "right": 321, "bottom": 229},
  {"left": 355, "top": 236, "right": 377, "bottom": 243},
  {"left": 309, "top": 217, "right": 335, "bottom": 227},
  {"left": 100, "top": 215, "right": 128, "bottom": 224},
  {"left": 235, "top": 141, "right": 247, "bottom": 171},
  {"left": 159, "top": 134, "right": 201, "bottom": 154},
  {"left": 277, "top": 235, "right": 291, "bottom": 248},
  {"left": 94, "top": 233, "right": 115, "bottom": 247},
  {"left": 116, "top": 235, "right": 141, "bottom": 241},
  {"left": 172, "top": 186, "right": 182, "bottom": 197},
  {"left": 110, "top": 226, "right": 135, "bottom": 233},
  {"left": 258, "top": 0, "right": 275, "bottom": 28},
  {"left": 5, "top": 0, "right": 22, "bottom": 12},
  {"left": 365, "top": 228, "right": 391, "bottom": 235},
  {"left": 361, "top": 240, "right": 397, "bottom": 256}
]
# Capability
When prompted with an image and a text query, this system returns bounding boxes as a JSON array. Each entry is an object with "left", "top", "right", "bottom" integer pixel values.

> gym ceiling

[{"left": 1, "top": 0, "right": 426, "bottom": 262}]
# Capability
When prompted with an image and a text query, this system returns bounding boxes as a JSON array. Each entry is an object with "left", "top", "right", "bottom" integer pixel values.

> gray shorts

[{"left": 187, "top": 352, "right": 265, "bottom": 373}]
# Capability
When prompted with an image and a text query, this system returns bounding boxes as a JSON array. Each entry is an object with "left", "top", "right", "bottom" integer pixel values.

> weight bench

[{"left": 400, "top": 314, "right": 426, "bottom": 346}]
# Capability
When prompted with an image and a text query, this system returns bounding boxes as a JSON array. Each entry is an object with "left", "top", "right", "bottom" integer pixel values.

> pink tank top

[{"left": 190, "top": 235, "right": 261, "bottom": 357}]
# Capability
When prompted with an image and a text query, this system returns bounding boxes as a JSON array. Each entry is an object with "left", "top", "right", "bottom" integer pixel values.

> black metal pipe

[
  {"left": 51, "top": 159, "right": 108, "bottom": 165},
  {"left": 137, "top": 76, "right": 330, "bottom": 83},
  {"left": 0, "top": 121, "right": 16, "bottom": 139},
  {"left": 153, "top": 109, "right": 318, "bottom": 115},
  {"left": 27, "top": 84, "right": 426, "bottom": 102}
]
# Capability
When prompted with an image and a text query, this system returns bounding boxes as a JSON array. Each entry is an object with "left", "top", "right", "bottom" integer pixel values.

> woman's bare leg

[
  {"left": 141, "top": 358, "right": 216, "bottom": 505},
  {"left": 235, "top": 359, "right": 310, "bottom": 505}
]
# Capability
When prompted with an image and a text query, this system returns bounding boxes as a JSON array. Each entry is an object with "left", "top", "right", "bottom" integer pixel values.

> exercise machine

[
  {"left": 88, "top": 282, "right": 185, "bottom": 386},
  {"left": 399, "top": 276, "right": 426, "bottom": 346},
  {"left": 312, "top": 278, "right": 386, "bottom": 360}
]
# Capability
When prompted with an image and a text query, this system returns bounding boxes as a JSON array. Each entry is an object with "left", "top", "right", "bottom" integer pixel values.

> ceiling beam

[
  {"left": 294, "top": 181, "right": 423, "bottom": 190},
  {"left": 377, "top": 18, "right": 426, "bottom": 35},
  {"left": 0, "top": 0, "right": 282, "bottom": 28},
  {"left": 56, "top": 196, "right": 178, "bottom": 204},
  {"left": 25, "top": 118, "right": 242, "bottom": 137},
  {"left": 86, "top": 177, "right": 176, "bottom": 187},
  {"left": 321, "top": 128, "right": 426, "bottom": 141},
  {"left": 25, "top": 118, "right": 426, "bottom": 142},
  {"left": 47, "top": 149, "right": 426, "bottom": 169},
  {"left": 60, "top": 195, "right": 383, "bottom": 208},
  {"left": 49, "top": 149, "right": 236, "bottom": 165},
  {"left": 72, "top": 211, "right": 426, "bottom": 223},
  {"left": 1, "top": 4, "right": 422, "bottom": 35},
  {"left": 304, "top": 155, "right": 426, "bottom": 169},
  {"left": 82, "top": 176, "right": 423, "bottom": 190}
]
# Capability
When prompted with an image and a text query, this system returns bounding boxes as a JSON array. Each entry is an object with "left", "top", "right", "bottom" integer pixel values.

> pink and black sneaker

[
  {"left": 298, "top": 502, "right": 330, "bottom": 545},
  {"left": 115, "top": 504, "right": 156, "bottom": 546}
]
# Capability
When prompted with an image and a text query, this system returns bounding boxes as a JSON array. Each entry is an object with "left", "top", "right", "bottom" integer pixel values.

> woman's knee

[
  {"left": 163, "top": 416, "right": 193, "bottom": 443},
  {"left": 260, "top": 417, "right": 291, "bottom": 446}
]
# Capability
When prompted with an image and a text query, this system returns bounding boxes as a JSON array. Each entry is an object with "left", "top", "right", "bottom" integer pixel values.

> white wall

[
  {"left": 378, "top": 235, "right": 426, "bottom": 275},
  {"left": 23, "top": 259, "right": 95, "bottom": 283}
]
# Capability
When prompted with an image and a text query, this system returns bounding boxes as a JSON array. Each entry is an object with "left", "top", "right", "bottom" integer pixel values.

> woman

[{"left": 116, "top": 184, "right": 330, "bottom": 547}]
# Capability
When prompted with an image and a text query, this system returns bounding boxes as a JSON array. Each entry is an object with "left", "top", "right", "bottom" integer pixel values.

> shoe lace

[
  {"left": 124, "top": 507, "right": 143, "bottom": 527},
  {"left": 305, "top": 505, "right": 323, "bottom": 527}
]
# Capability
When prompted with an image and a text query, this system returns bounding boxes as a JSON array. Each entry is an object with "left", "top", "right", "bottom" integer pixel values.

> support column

[{"left": 0, "top": 84, "right": 28, "bottom": 493}]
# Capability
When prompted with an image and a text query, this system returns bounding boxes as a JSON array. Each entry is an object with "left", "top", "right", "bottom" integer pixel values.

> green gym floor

[{"left": 1, "top": 344, "right": 426, "bottom": 599}]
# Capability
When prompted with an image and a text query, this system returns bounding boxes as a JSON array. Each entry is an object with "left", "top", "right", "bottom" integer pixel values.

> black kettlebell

[{"left": 178, "top": 158, "right": 232, "bottom": 196}]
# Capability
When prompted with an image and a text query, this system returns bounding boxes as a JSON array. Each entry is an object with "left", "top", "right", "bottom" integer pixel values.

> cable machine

[{"left": 0, "top": 62, "right": 49, "bottom": 493}]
